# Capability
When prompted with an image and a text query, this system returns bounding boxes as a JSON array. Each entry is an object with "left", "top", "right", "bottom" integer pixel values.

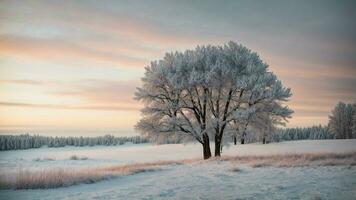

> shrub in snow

[
  {"left": 70, "top": 155, "right": 88, "bottom": 160},
  {"left": 33, "top": 157, "right": 55, "bottom": 162}
]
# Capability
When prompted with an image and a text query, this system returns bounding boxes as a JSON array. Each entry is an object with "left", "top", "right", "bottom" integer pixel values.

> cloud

[
  {"left": 0, "top": 79, "right": 43, "bottom": 85},
  {"left": 266, "top": 57, "right": 356, "bottom": 80},
  {"left": 0, "top": 79, "right": 142, "bottom": 111},
  {"left": 0, "top": 101, "right": 138, "bottom": 111},
  {"left": 1, "top": 0, "right": 355, "bottom": 129},
  {"left": 0, "top": 35, "right": 149, "bottom": 69},
  {"left": 0, "top": 1, "right": 211, "bottom": 61},
  {"left": 48, "top": 79, "right": 140, "bottom": 105}
]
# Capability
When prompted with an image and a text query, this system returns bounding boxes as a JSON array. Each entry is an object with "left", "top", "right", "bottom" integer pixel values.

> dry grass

[
  {"left": 0, "top": 158, "right": 198, "bottom": 190},
  {"left": 1, "top": 152, "right": 355, "bottom": 190},
  {"left": 33, "top": 157, "right": 56, "bottom": 162},
  {"left": 229, "top": 167, "right": 243, "bottom": 172},
  {"left": 69, "top": 155, "right": 88, "bottom": 160},
  {"left": 219, "top": 152, "right": 356, "bottom": 168}
]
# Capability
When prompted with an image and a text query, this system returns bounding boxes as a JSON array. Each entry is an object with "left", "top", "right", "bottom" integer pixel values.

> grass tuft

[
  {"left": 33, "top": 157, "right": 55, "bottom": 162},
  {"left": 69, "top": 155, "right": 88, "bottom": 160}
]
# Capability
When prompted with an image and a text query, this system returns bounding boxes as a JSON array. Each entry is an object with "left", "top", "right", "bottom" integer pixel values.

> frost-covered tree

[
  {"left": 345, "top": 103, "right": 355, "bottom": 139},
  {"left": 135, "top": 48, "right": 215, "bottom": 159},
  {"left": 232, "top": 99, "right": 293, "bottom": 145},
  {"left": 202, "top": 43, "right": 292, "bottom": 155},
  {"left": 135, "top": 41, "right": 292, "bottom": 159},
  {"left": 209, "top": 45, "right": 292, "bottom": 154},
  {"left": 352, "top": 103, "right": 356, "bottom": 138},
  {"left": 328, "top": 102, "right": 355, "bottom": 139},
  {"left": 251, "top": 113, "right": 275, "bottom": 144}
]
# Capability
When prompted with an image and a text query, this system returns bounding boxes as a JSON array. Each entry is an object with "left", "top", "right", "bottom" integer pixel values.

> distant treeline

[
  {"left": 0, "top": 134, "right": 149, "bottom": 151},
  {"left": 270, "top": 125, "right": 332, "bottom": 143},
  {"left": 146, "top": 125, "right": 349, "bottom": 145}
]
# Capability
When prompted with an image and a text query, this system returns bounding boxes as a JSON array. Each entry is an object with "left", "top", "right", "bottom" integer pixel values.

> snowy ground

[{"left": 0, "top": 139, "right": 356, "bottom": 199}]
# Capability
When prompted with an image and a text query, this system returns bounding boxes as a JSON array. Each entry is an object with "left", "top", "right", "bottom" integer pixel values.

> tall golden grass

[
  {"left": 0, "top": 159, "right": 197, "bottom": 189},
  {"left": 220, "top": 152, "right": 356, "bottom": 168},
  {"left": 0, "top": 152, "right": 354, "bottom": 190}
]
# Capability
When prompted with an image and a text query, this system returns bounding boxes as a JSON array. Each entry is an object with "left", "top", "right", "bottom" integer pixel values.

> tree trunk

[
  {"left": 240, "top": 125, "right": 248, "bottom": 145},
  {"left": 214, "top": 135, "right": 221, "bottom": 157},
  {"left": 202, "top": 134, "right": 211, "bottom": 159},
  {"left": 203, "top": 143, "right": 211, "bottom": 159},
  {"left": 241, "top": 137, "right": 245, "bottom": 144}
]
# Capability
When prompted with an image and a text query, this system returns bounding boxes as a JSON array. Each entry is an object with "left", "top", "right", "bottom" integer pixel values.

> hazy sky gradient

[{"left": 1, "top": 0, "right": 355, "bottom": 136}]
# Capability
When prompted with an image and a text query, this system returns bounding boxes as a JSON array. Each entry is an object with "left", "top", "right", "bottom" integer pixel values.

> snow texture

[{"left": 0, "top": 139, "right": 355, "bottom": 199}]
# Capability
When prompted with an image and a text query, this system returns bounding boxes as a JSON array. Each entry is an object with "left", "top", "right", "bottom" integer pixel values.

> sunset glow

[{"left": 1, "top": 0, "right": 355, "bottom": 136}]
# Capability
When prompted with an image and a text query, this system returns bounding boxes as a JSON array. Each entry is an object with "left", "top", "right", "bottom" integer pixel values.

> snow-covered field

[{"left": 0, "top": 139, "right": 356, "bottom": 199}]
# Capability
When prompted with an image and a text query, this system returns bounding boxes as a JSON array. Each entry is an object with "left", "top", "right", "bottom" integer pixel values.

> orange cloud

[
  {"left": 0, "top": 79, "right": 142, "bottom": 111},
  {"left": 0, "top": 79, "right": 43, "bottom": 85},
  {"left": 47, "top": 79, "right": 139, "bottom": 104},
  {"left": 0, "top": 101, "right": 139, "bottom": 111},
  {"left": 0, "top": 35, "right": 148, "bottom": 69},
  {"left": 261, "top": 51, "right": 356, "bottom": 79},
  {"left": 55, "top": 3, "right": 210, "bottom": 49}
]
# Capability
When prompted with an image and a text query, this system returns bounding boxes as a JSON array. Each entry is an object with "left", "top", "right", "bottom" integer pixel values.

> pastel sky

[{"left": 0, "top": 0, "right": 355, "bottom": 136}]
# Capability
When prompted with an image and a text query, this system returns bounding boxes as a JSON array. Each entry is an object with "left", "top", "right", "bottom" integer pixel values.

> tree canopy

[
  {"left": 135, "top": 41, "right": 293, "bottom": 159},
  {"left": 328, "top": 102, "right": 355, "bottom": 139}
]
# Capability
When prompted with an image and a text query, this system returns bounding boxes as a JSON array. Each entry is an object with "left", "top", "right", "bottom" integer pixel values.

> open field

[
  {"left": 0, "top": 140, "right": 356, "bottom": 199},
  {"left": 0, "top": 152, "right": 355, "bottom": 190},
  {"left": 1, "top": 139, "right": 356, "bottom": 171}
]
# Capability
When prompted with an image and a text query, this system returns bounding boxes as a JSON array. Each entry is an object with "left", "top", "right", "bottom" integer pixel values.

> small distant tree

[
  {"left": 135, "top": 41, "right": 292, "bottom": 159},
  {"left": 329, "top": 102, "right": 345, "bottom": 139},
  {"left": 352, "top": 103, "right": 356, "bottom": 138},
  {"left": 252, "top": 113, "right": 275, "bottom": 144},
  {"left": 328, "top": 102, "right": 355, "bottom": 139},
  {"left": 345, "top": 103, "right": 355, "bottom": 139}
]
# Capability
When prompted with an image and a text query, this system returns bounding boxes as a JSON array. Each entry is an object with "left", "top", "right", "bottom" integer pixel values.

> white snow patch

[{"left": 0, "top": 139, "right": 355, "bottom": 199}]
